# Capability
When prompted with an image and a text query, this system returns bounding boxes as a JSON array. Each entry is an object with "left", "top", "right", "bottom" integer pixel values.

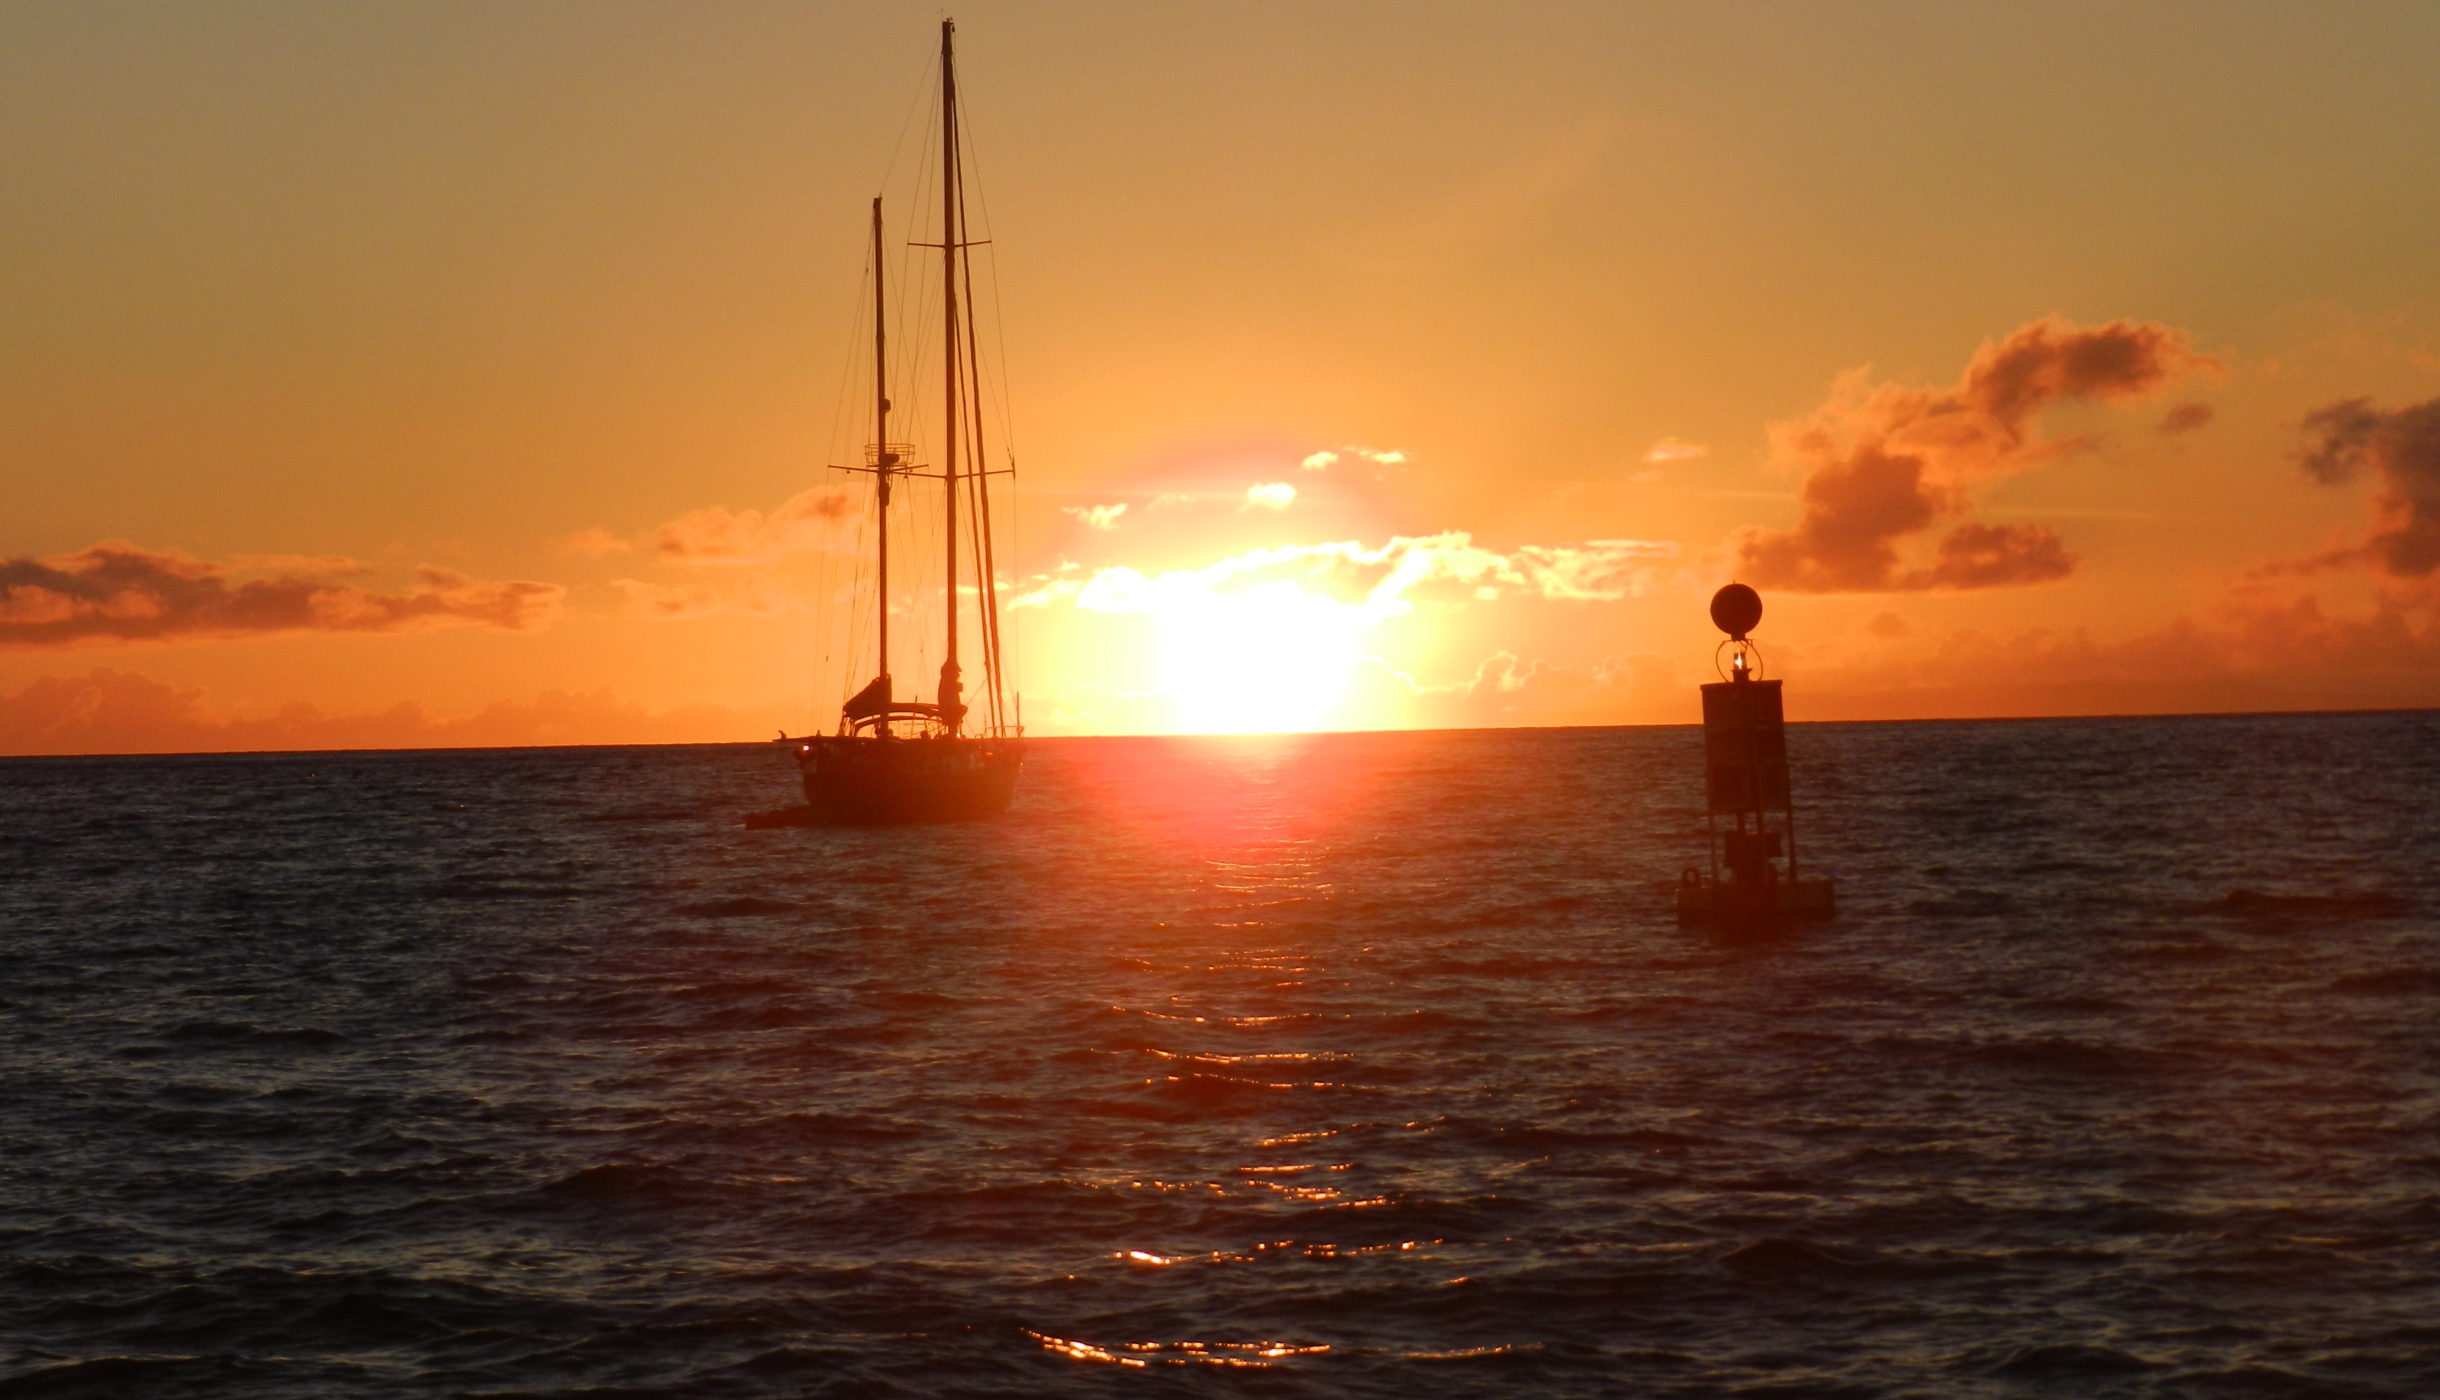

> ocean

[{"left": 3, "top": 714, "right": 2436, "bottom": 1398}]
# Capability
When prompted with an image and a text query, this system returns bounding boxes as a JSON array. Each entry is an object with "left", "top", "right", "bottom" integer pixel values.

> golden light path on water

[{"left": 1014, "top": 733, "right": 1500, "bottom": 1372}]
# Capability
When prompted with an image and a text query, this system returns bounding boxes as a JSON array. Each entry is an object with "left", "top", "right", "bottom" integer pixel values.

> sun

[{"left": 1156, "top": 580, "right": 1364, "bottom": 734}]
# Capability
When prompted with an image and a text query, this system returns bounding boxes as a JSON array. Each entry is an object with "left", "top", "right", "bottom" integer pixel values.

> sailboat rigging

[{"left": 765, "top": 19, "right": 1021, "bottom": 825}]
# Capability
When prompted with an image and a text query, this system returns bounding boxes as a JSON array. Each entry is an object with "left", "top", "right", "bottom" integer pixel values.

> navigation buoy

[{"left": 1676, "top": 584, "right": 1836, "bottom": 927}]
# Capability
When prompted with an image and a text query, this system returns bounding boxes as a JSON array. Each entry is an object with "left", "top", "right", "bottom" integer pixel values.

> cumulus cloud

[
  {"left": 649, "top": 485, "right": 856, "bottom": 565},
  {"left": 1243, "top": 482, "right": 1298, "bottom": 511},
  {"left": 0, "top": 541, "right": 563, "bottom": 646},
  {"left": 1644, "top": 436, "right": 1708, "bottom": 464},
  {"left": 1061, "top": 502, "right": 1129, "bottom": 531},
  {"left": 2296, "top": 395, "right": 2440, "bottom": 577},
  {"left": 1736, "top": 315, "right": 2212, "bottom": 592},
  {"left": 1914, "top": 521, "right": 2077, "bottom": 589}
]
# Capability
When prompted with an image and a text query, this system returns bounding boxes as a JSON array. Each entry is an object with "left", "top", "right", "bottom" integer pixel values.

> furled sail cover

[{"left": 843, "top": 674, "right": 893, "bottom": 721}]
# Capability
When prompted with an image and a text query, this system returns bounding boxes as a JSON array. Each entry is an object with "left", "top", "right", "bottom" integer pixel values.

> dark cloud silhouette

[
  {"left": 2157, "top": 401, "right": 2214, "bottom": 434},
  {"left": 2297, "top": 395, "right": 2440, "bottom": 576},
  {"left": 1738, "top": 316, "right": 2211, "bottom": 592},
  {"left": 1914, "top": 521, "right": 2075, "bottom": 589},
  {"left": 0, "top": 541, "right": 563, "bottom": 645}
]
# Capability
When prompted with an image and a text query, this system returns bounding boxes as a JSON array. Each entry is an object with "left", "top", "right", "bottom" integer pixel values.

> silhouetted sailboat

[{"left": 765, "top": 19, "right": 1020, "bottom": 825}]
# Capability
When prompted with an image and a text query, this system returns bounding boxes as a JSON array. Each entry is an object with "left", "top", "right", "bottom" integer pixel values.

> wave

[
  {"left": 157, "top": 1019, "right": 347, "bottom": 1049},
  {"left": 672, "top": 896, "right": 801, "bottom": 917},
  {"left": 2205, "top": 889, "right": 2413, "bottom": 921}
]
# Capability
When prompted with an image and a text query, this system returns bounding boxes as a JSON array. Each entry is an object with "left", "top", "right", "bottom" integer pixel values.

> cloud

[
  {"left": 227, "top": 554, "right": 370, "bottom": 575},
  {"left": 552, "top": 527, "right": 634, "bottom": 558},
  {"left": 1333, "top": 646, "right": 1683, "bottom": 729},
  {"left": 1301, "top": 446, "right": 1408, "bottom": 473},
  {"left": 0, "top": 542, "right": 563, "bottom": 646},
  {"left": 1644, "top": 436, "right": 1709, "bottom": 464},
  {"left": 1911, "top": 520, "right": 2076, "bottom": 589},
  {"left": 2157, "top": 401, "right": 2214, "bottom": 435},
  {"left": 1061, "top": 503, "right": 1129, "bottom": 531},
  {"left": 612, "top": 578, "right": 724, "bottom": 621},
  {"left": 2296, "top": 394, "right": 2440, "bottom": 576},
  {"left": 1243, "top": 482, "right": 1298, "bottom": 511},
  {"left": 1797, "top": 576, "right": 2440, "bottom": 720},
  {"left": 1736, "top": 315, "right": 2213, "bottom": 592},
  {"left": 1015, "top": 530, "right": 1674, "bottom": 618},
  {"left": 613, "top": 574, "right": 803, "bottom": 622},
  {"left": 0, "top": 669, "right": 778, "bottom": 756},
  {"left": 649, "top": 485, "right": 856, "bottom": 565}
]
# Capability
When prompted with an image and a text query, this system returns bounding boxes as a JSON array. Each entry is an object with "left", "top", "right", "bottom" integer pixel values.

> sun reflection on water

[
  {"left": 1108, "top": 1237, "right": 1440, "bottom": 1268},
  {"left": 1025, "top": 1329, "right": 1334, "bottom": 1370}
]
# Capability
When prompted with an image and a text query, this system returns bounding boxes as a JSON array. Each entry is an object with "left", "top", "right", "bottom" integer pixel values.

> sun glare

[{"left": 1157, "top": 580, "right": 1363, "bottom": 734}]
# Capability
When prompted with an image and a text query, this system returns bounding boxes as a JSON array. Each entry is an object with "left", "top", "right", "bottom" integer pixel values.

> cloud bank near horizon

[{"left": 0, "top": 668, "right": 774, "bottom": 756}]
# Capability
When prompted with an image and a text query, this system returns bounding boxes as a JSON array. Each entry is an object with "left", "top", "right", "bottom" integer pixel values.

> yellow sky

[{"left": 7, "top": 1, "right": 2440, "bottom": 752}]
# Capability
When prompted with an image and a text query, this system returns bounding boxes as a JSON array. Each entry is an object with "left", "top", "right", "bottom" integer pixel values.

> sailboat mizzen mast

[{"left": 870, "top": 196, "right": 891, "bottom": 706}]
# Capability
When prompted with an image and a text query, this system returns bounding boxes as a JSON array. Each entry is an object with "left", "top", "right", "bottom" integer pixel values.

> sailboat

[{"left": 768, "top": 19, "right": 1022, "bottom": 825}]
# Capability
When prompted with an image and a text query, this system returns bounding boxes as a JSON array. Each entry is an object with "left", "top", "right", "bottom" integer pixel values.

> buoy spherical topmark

[{"left": 1709, "top": 583, "right": 1763, "bottom": 640}]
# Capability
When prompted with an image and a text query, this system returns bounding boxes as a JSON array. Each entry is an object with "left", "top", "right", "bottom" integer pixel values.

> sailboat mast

[
  {"left": 937, "top": 17, "right": 963, "bottom": 735},
  {"left": 870, "top": 195, "right": 891, "bottom": 690}
]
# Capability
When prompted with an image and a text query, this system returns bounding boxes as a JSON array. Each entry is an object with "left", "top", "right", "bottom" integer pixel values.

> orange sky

[{"left": 8, "top": 0, "right": 2440, "bottom": 754}]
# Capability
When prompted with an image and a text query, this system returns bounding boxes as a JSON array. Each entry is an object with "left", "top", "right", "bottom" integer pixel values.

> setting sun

[{"left": 1155, "top": 578, "right": 1365, "bottom": 735}]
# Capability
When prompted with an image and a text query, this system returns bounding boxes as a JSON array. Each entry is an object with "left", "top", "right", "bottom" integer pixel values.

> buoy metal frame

[{"left": 1677, "top": 584, "right": 1836, "bottom": 928}]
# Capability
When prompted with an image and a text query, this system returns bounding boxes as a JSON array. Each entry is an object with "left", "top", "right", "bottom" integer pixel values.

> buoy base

[{"left": 1676, "top": 876, "right": 1836, "bottom": 927}]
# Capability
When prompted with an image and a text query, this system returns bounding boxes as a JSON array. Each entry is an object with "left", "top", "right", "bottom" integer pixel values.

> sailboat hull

[{"left": 793, "top": 736, "right": 1022, "bottom": 824}]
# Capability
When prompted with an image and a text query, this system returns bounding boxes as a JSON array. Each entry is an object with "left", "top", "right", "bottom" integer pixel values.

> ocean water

[{"left": 2, "top": 714, "right": 2436, "bottom": 1399}]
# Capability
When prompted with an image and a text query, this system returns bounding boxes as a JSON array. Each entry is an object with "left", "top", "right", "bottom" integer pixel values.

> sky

[{"left": 8, "top": 0, "right": 2440, "bottom": 754}]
